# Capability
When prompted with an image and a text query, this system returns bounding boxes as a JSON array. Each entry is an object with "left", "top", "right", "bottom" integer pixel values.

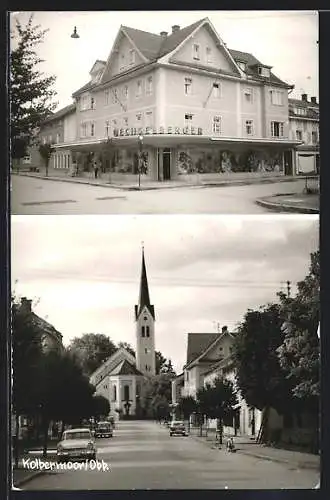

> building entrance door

[
  {"left": 163, "top": 148, "right": 171, "bottom": 181},
  {"left": 284, "top": 150, "right": 293, "bottom": 176}
]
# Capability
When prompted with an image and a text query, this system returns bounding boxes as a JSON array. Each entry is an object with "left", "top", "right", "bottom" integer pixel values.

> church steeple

[{"left": 135, "top": 244, "right": 155, "bottom": 320}]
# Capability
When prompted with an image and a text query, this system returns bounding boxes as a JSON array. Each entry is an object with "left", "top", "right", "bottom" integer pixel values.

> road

[
  {"left": 22, "top": 421, "right": 319, "bottom": 490},
  {"left": 11, "top": 176, "right": 308, "bottom": 214}
]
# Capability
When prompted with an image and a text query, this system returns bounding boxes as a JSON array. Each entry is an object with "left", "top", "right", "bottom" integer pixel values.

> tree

[
  {"left": 142, "top": 373, "right": 173, "bottom": 419},
  {"left": 277, "top": 250, "right": 320, "bottom": 411},
  {"left": 155, "top": 351, "right": 167, "bottom": 374},
  {"left": 38, "top": 143, "right": 55, "bottom": 176},
  {"left": 197, "top": 377, "right": 238, "bottom": 445},
  {"left": 68, "top": 333, "right": 117, "bottom": 377},
  {"left": 10, "top": 14, "right": 57, "bottom": 160},
  {"left": 177, "top": 396, "right": 197, "bottom": 431},
  {"left": 92, "top": 395, "right": 110, "bottom": 421},
  {"left": 160, "top": 358, "right": 176, "bottom": 376},
  {"left": 232, "top": 303, "right": 294, "bottom": 416}
]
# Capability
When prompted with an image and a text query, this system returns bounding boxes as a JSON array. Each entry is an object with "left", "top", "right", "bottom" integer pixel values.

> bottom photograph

[{"left": 11, "top": 215, "right": 320, "bottom": 490}]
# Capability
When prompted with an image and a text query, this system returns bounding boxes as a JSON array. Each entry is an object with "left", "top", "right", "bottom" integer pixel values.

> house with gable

[
  {"left": 89, "top": 246, "right": 157, "bottom": 420},
  {"left": 50, "top": 17, "right": 299, "bottom": 182}
]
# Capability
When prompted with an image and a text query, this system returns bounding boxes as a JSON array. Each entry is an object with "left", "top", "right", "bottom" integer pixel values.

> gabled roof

[
  {"left": 186, "top": 333, "right": 220, "bottom": 365},
  {"left": 90, "top": 346, "right": 136, "bottom": 383},
  {"left": 110, "top": 359, "right": 143, "bottom": 376},
  {"left": 229, "top": 49, "right": 291, "bottom": 88},
  {"left": 43, "top": 103, "right": 76, "bottom": 124},
  {"left": 30, "top": 312, "right": 63, "bottom": 347},
  {"left": 158, "top": 18, "right": 205, "bottom": 58},
  {"left": 121, "top": 25, "right": 164, "bottom": 61}
]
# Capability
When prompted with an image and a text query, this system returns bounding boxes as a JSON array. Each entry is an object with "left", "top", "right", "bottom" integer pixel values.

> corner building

[{"left": 56, "top": 17, "right": 300, "bottom": 181}]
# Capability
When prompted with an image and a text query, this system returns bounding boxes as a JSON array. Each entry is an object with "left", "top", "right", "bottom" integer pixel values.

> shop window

[
  {"left": 184, "top": 77, "right": 192, "bottom": 95},
  {"left": 271, "top": 121, "right": 284, "bottom": 138},
  {"left": 245, "top": 120, "right": 254, "bottom": 136},
  {"left": 193, "top": 43, "right": 200, "bottom": 60}
]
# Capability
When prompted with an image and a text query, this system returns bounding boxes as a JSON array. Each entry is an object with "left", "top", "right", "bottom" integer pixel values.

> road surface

[
  {"left": 11, "top": 176, "right": 308, "bottom": 214},
  {"left": 21, "top": 421, "right": 319, "bottom": 490}
]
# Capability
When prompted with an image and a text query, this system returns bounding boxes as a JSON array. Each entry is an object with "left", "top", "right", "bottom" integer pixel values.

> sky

[
  {"left": 11, "top": 215, "right": 319, "bottom": 373},
  {"left": 9, "top": 10, "right": 319, "bottom": 110}
]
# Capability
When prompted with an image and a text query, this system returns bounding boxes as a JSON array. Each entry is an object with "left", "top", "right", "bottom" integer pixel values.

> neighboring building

[
  {"left": 53, "top": 17, "right": 299, "bottom": 181},
  {"left": 175, "top": 326, "right": 262, "bottom": 438},
  {"left": 288, "top": 94, "right": 319, "bottom": 174},
  {"left": 18, "top": 297, "right": 64, "bottom": 353},
  {"left": 89, "top": 247, "right": 156, "bottom": 419}
]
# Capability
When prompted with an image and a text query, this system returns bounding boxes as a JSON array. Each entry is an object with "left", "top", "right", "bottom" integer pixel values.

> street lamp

[
  {"left": 137, "top": 135, "right": 143, "bottom": 189},
  {"left": 71, "top": 26, "right": 80, "bottom": 39}
]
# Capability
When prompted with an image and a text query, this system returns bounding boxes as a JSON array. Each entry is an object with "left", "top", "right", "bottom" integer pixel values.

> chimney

[
  {"left": 160, "top": 31, "right": 168, "bottom": 38},
  {"left": 172, "top": 25, "right": 180, "bottom": 33},
  {"left": 221, "top": 325, "right": 228, "bottom": 334},
  {"left": 21, "top": 297, "right": 32, "bottom": 313},
  {"left": 311, "top": 96, "right": 317, "bottom": 104},
  {"left": 301, "top": 93, "right": 308, "bottom": 102}
]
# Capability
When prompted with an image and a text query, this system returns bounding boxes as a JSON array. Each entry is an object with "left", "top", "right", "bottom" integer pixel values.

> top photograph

[{"left": 10, "top": 10, "right": 319, "bottom": 215}]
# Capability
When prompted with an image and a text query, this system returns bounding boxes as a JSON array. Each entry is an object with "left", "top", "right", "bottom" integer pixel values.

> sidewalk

[
  {"left": 13, "top": 441, "right": 58, "bottom": 487},
  {"left": 256, "top": 192, "right": 319, "bottom": 214},
  {"left": 12, "top": 168, "right": 307, "bottom": 191},
  {"left": 189, "top": 430, "right": 320, "bottom": 470}
]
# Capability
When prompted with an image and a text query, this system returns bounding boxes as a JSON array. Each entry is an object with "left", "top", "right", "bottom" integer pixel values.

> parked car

[
  {"left": 169, "top": 421, "right": 187, "bottom": 437},
  {"left": 57, "top": 428, "right": 96, "bottom": 462},
  {"left": 95, "top": 421, "right": 113, "bottom": 438}
]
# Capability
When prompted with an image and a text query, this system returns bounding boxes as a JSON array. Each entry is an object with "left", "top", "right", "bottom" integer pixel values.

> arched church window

[
  {"left": 146, "top": 326, "right": 150, "bottom": 337},
  {"left": 144, "top": 316, "right": 148, "bottom": 321},
  {"left": 113, "top": 385, "right": 117, "bottom": 401},
  {"left": 141, "top": 326, "right": 145, "bottom": 337},
  {"left": 124, "top": 385, "right": 130, "bottom": 401}
]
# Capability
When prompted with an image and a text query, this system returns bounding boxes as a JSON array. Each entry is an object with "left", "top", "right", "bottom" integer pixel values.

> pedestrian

[{"left": 93, "top": 160, "right": 99, "bottom": 179}]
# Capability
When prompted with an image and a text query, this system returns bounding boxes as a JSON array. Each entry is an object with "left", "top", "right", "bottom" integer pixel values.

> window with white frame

[
  {"left": 294, "top": 107, "right": 307, "bottom": 116},
  {"left": 145, "top": 111, "right": 153, "bottom": 127},
  {"left": 258, "top": 66, "right": 270, "bottom": 77},
  {"left": 104, "top": 89, "right": 110, "bottom": 105},
  {"left": 184, "top": 76, "right": 192, "bottom": 95},
  {"left": 105, "top": 120, "right": 110, "bottom": 137},
  {"left": 129, "top": 49, "right": 135, "bottom": 65},
  {"left": 206, "top": 46, "right": 212, "bottom": 63},
  {"left": 213, "top": 83, "right": 221, "bottom": 98},
  {"left": 245, "top": 120, "right": 254, "bottom": 135},
  {"left": 90, "top": 122, "right": 95, "bottom": 137},
  {"left": 81, "top": 122, "right": 88, "bottom": 137},
  {"left": 270, "top": 89, "right": 283, "bottom": 106},
  {"left": 212, "top": 115, "right": 221, "bottom": 134},
  {"left": 271, "top": 121, "right": 284, "bottom": 137},
  {"left": 184, "top": 113, "right": 193, "bottom": 127},
  {"left": 111, "top": 88, "right": 118, "bottom": 104},
  {"left": 146, "top": 75, "right": 153, "bottom": 95},
  {"left": 193, "top": 43, "right": 200, "bottom": 60},
  {"left": 296, "top": 130, "right": 302, "bottom": 141},
  {"left": 123, "top": 85, "right": 128, "bottom": 100},
  {"left": 136, "top": 80, "right": 142, "bottom": 98},
  {"left": 244, "top": 88, "right": 253, "bottom": 103},
  {"left": 91, "top": 97, "right": 95, "bottom": 109}
]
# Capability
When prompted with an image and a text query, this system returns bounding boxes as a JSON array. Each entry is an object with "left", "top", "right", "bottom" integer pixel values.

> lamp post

[{"left": 138, "top": 135, "right": 143, "bottom": 189}]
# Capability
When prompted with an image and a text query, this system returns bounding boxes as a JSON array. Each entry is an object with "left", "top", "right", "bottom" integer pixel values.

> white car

[{"left": 57, "top": 428, "right": 97, "bottom": 462}]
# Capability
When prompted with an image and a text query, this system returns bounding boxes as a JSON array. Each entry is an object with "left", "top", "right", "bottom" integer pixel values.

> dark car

[
  {"left": 169, "top": 421, "right": 187, "bottom": 436},
  {"left": 95, "top": 421, "right": 113, "bottom": 438}
]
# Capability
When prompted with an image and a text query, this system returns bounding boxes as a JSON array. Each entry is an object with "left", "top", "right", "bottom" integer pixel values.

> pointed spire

[{"left": 139, "top": 244, "right": 150, "bottom": 308}]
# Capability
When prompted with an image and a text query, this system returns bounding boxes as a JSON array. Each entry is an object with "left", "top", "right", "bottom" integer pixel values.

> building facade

[
  {"left": 288, "top": 94, "right": 319, "bottom": 174},
  {"left": 90, "top": 248, "right": 156, "bottom": 419},
  {"left": 50, "top": 17, "right": 299, "bottom": 182}
]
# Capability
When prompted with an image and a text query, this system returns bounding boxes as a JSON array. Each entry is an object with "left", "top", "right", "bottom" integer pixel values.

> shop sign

[{"left": 113, "top": 126, "right": 203, "bottom": 137}]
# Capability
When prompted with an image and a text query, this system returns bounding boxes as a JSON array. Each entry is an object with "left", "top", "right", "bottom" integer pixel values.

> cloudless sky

[
  {"left": 10, "top": 10, "right": 319, "bottom": 111},
  {"left": 11, "top": 215, "right": 318, "bottom": 373}
]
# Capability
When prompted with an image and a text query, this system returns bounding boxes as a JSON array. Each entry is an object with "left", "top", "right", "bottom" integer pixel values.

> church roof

[
  {"left": 135, "top": 248, "right": 155, "bottom": 320},
  {"left": 110, "top": 359, "right": 144, "bottom": 376}
]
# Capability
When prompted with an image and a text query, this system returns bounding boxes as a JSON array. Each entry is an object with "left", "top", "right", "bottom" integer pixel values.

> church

[{"left": 89, "top": 247, "right": 156, "bottom": 420}]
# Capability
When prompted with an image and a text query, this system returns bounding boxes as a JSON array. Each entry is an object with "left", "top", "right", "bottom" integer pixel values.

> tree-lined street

[
  {"left": 11, "top": 176, "right": 310, "bottom": 214},
  {"left": 21, "top": 421, "right": 319, "bottom": 490}
]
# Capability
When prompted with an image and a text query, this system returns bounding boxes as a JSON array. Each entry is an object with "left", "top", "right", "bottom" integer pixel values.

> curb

[
  {"left": 255, "top": 197, "right": 319, "bottom": 214},
  {"left": 13, "top": 469, "right": 45, "bottom": 487},
  {"left": 12, "top": 172, "right": 308, "bottom": 191}
]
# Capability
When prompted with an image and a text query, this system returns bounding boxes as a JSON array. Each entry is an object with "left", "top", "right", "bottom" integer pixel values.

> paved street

[
  {"left": 22, "top": 421, "right": 319, "bottom": 490},
  {"left": 11, "top": 176, "right": 309, "bottom": 214}
]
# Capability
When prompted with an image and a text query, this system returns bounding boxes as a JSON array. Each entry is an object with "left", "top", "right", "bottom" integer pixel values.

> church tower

[{"left": 135, "top": 246, "right": 156, "bottom": 376}]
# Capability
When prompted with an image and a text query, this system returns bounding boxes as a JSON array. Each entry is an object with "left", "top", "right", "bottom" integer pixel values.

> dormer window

[
  {"left": 237, "top": 61, "right": 246, "bottom": 72},
  {"left": 294, "top": 107, "right": 307, "bottom": 116},
  {"left": 193, "top": 44, "right": 200, "bottom": 61},
  {"left": 258, "top": 66, "right": 270, "bottom": 78}
]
